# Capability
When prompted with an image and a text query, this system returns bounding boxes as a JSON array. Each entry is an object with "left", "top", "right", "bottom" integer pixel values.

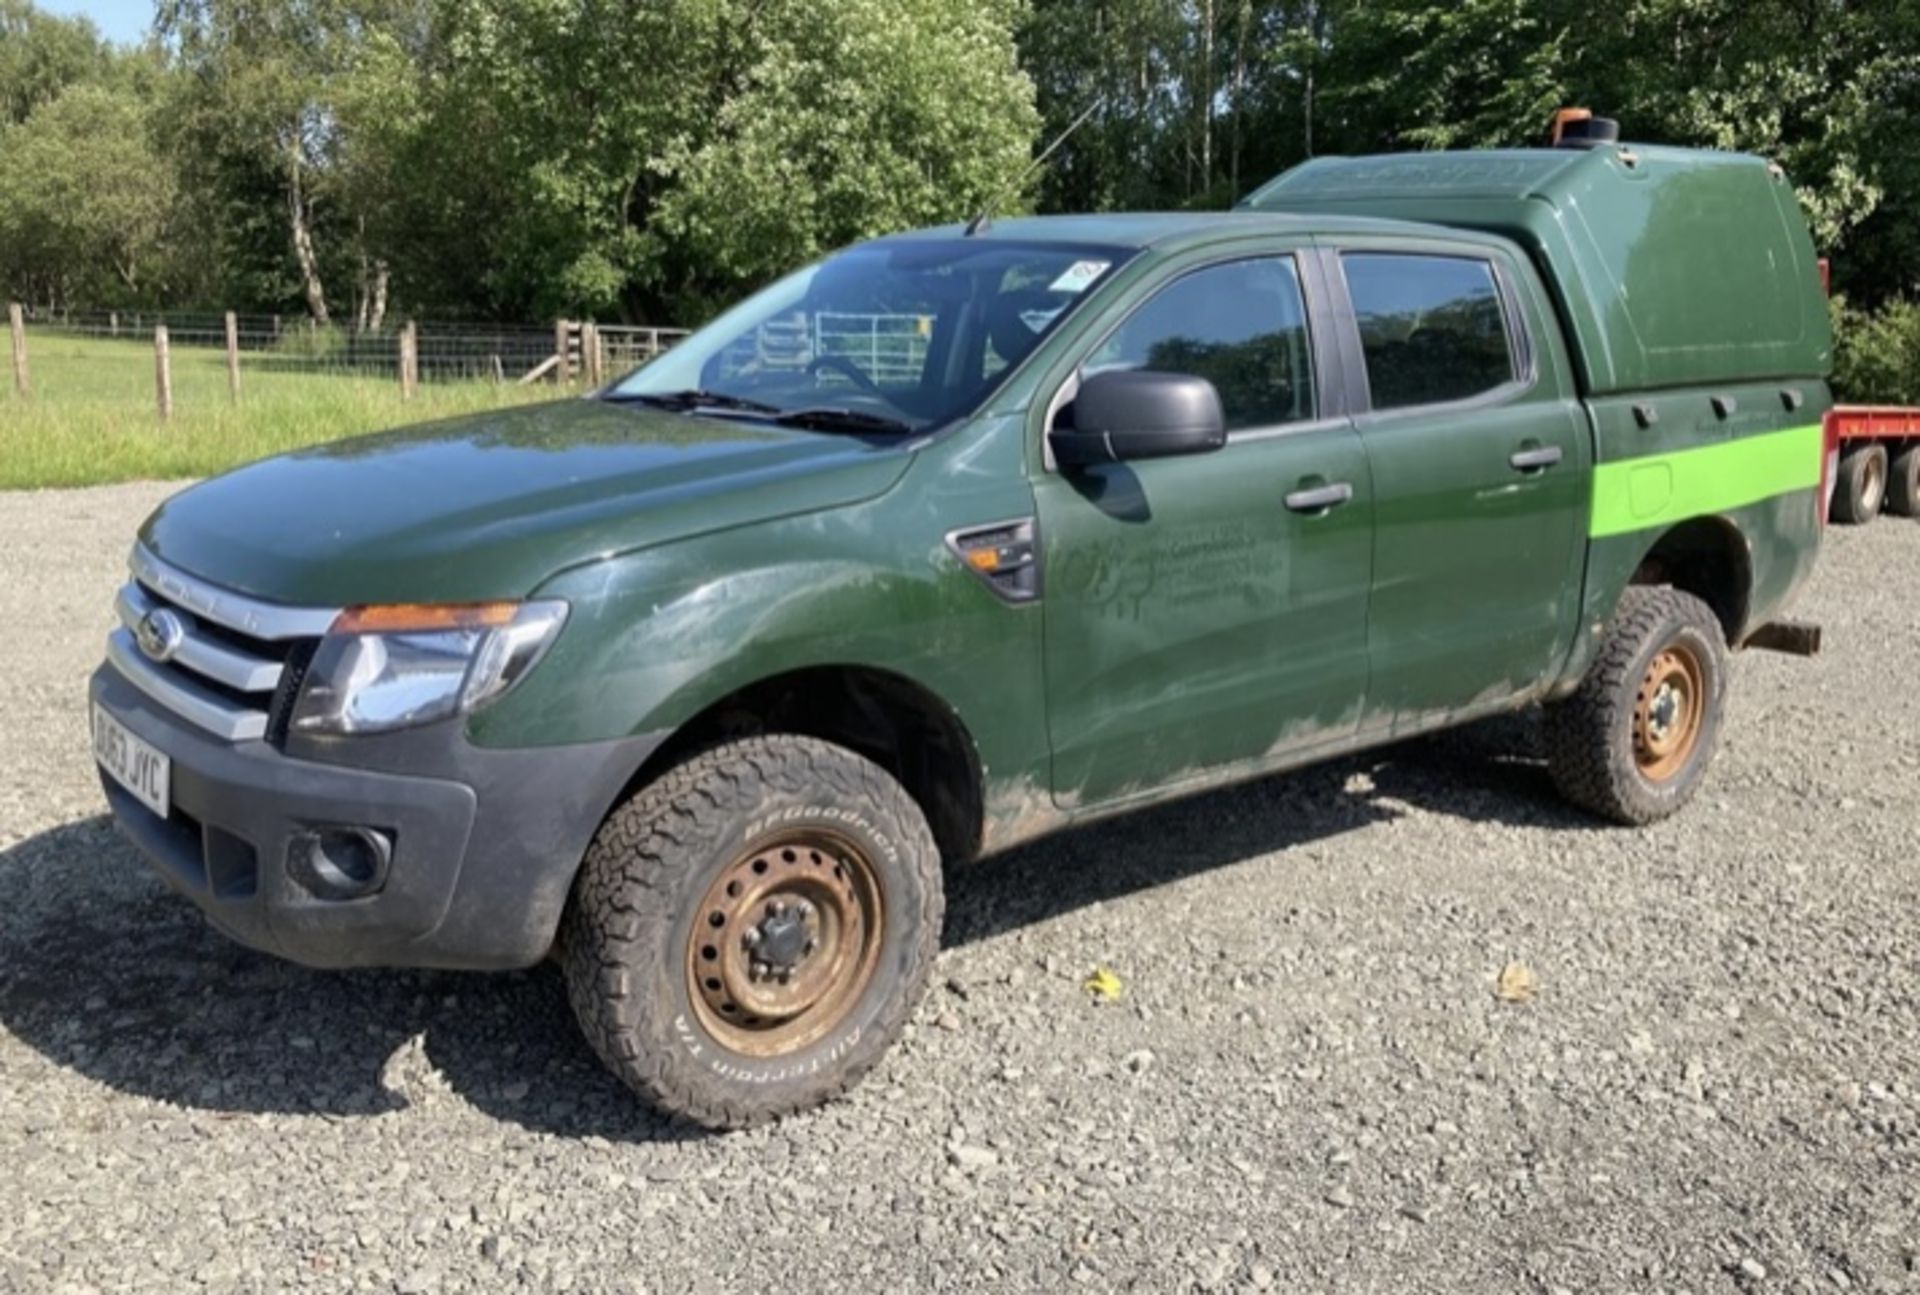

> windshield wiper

[
  {"left": 608, "top": 389, "right": 783, "bottom": 415},
  {"left": 610, "top": 390, "right": 913, "bottom": 435},
  {"left": 771, "top": 407, "right": 914, "bottom": 435}
]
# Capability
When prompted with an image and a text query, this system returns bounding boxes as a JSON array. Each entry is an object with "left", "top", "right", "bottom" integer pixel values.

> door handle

[
  {"left": 1509, "top": 445, "right": 1564, "bottom": 472},
  {"left": 1284, "top": 481, "right": 1354, "bottom": 514}
]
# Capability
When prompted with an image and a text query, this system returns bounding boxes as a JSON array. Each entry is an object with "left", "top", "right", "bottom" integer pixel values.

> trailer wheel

[
  {"left": 1830, "top": 443, "right": 1889, "bottom": 525},
  {"left": 560, "top": 735, "right": 943, "bottom": 1129},
  {"left": 1543, "top": 586, "right": 1728, "bottom": 826},
  {"left": 1887, "top": 443, "right": 1920, "bottom": 518}
]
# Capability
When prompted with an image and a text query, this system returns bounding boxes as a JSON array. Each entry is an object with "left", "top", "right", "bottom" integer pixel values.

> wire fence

[{"left": 8, "top": 305, "right": 689, "bottom": 390}]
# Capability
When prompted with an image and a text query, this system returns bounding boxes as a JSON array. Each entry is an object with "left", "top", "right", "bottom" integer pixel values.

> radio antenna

[{"left": 965, "top": 98, "right": 1104, "bottom": 237}]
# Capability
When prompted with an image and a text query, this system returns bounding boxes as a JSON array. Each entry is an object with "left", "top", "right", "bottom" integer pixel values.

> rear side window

[
  {"left": 1344, "top": 254, "right": 1515, "bottom": 410},
  {"left": 1083, "top": 257, "right": 1315, "bottom": 431}
]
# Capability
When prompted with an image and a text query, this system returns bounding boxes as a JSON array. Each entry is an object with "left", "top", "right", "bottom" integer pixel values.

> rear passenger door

[{"left": 1327, "top": 244, "right": 1590, "bottom": 733}]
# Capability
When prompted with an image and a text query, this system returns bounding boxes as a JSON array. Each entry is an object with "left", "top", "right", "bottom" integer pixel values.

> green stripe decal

[{"left": 1590, "top": 423, "right": 1823, "bottom": 538}]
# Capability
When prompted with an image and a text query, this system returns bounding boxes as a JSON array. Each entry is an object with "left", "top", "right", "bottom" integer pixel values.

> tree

[
  {"left": 158, "top": 0, "right": 430, "bottom": 326},
  {"left": 1021, "top": 0, "right": 1920, "bottom": 311},
  {"left": 0, "top": 0, "right": 106, "bottom": 125},
  {"left": 6, "top": 0, "right": 1917, "bottom": 335},
  {"left": 407, "top": 0, "right": 1040, "bottom": 321},
  {"left": 646, "top": 0, "right": 1041, "bottom": 309},
  {"left": 0, "top": 82, "right": 175, "bottom": 306}
]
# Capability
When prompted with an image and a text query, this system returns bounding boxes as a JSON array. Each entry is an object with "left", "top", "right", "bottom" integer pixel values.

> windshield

[{"left": 611, "top": 239, "right": 1131, "bottom": 432}]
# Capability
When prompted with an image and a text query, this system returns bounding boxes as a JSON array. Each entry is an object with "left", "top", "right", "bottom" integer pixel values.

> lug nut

[
  {"left": 751, "top": 960, "right": 770, "bottom": 980},
  {"left": 768, "top": 900, "right": 787, "bottom": 918},
  {"left": 742, "top": 928, "right": 762, "bottom": 949}
]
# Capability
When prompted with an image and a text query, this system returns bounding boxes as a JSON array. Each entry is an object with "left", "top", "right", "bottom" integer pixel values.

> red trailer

[{"left": 1825, "top": 405, "right": 1920, "bottom": 524}]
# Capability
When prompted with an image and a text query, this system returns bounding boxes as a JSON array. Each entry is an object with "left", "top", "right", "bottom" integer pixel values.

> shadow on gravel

[
  {"left": 0, "top": 815, "right": 701, "bottom": 1145},
  {"left": 944, "top": 709, "right": 1596, "bottom": 945},
  {"left": 0, "top": 712, "right": 1593, "bottom": 1141}
]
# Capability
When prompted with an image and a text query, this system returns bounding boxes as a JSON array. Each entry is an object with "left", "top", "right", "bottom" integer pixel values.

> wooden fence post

[
  {"left": 224, "top": 311, "right": 242, "bottom": 402},
  {"left": 581, "top": 321, "right": 600, "bottom": 386},
  {"left": 399, "top": 321, "right": 418, "bottom": 400},
  {"left": 490, "top": 354, "right": 504, "bottom": 385},
  {"left": 8, "top": 303, "right": 26, "bottom": 396},
  {"left": 553, "top": 319, "right": 570, "bottom": 383},
  {"left": 154, "top": 325, "right": 172, "bottom": 422},
  {"left": 110, "top": 310, "right": 119, "bottom": 338}
]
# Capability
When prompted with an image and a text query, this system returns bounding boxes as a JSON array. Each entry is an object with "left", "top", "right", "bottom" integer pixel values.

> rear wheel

[
  {"left": 1830, "top": 443, "right": 1889, "bottom": 525},
  {"left": 560, "top": 735, "right": 943, "bottom": 1128},
  {"left": 1544, "top": 586, "right": 1729, "bottom": 825},
  {"left": 1887, "top": 443, "right": 1920, "bottom": 518}
]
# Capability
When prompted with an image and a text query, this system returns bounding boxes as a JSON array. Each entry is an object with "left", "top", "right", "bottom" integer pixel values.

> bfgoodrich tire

[
  {"left": 1543, "top": 586, "right": 1729, "bottom": 826},
  {"left": 1830, "top": 442, "right": 1889, "bottom": 524},
  {"left": 560, "top": 735, "right": 943, "bottom": 1129}
]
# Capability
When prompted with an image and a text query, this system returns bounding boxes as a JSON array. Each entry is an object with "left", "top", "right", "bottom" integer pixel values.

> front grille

[{"left": 107, "top": 546, "right": 340, "bottom": 743}]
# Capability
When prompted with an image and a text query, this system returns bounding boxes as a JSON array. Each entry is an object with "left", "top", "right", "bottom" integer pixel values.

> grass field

[{"left": 2, "top": 333, "right": 557, "bottom": 489}]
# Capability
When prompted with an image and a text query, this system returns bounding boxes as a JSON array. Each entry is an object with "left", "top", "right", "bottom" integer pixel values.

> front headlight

[{"left": 291, "top": 600, "right": 568, "bottom": 736}]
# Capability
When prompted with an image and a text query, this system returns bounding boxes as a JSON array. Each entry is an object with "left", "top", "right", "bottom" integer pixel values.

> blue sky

[{"left": 36, "top": 0, "right": 152, "bottom": 45}]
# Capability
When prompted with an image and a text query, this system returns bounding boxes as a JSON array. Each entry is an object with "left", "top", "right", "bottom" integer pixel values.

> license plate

[{"left": 93, "top": 704, "right": 170, "bottom": 818}]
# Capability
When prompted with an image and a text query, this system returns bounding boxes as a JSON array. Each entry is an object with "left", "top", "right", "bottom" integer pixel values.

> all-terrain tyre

[
  {"left": 1886, "top": 443, "right": 1920, "bottom": 518},
  {"left": 1830, "top": 442, "right": 1889, "bottom": 525},
  {"left": 1543, "top": 586, "right": 1729, "bottom": 826},
  {"left": 560, "top": 735, "right": 943, "bottom": 1129}
]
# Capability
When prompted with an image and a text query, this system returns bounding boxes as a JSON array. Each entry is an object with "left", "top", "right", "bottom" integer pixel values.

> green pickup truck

[{"left": 92, "top": 126, "right": 1833, "bottom": 1127}]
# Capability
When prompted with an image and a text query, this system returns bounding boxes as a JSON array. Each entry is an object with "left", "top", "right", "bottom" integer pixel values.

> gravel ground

[{"left": 2, "top": 481, "right": 1917, "bottom": 1294}]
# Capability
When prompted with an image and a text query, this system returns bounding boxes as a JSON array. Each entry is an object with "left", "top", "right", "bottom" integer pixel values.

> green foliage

[
  {"left": 1019, "top": 0, "right": 1195, "bottom": 211},
  {"left": 0, "top": 0, "right": 105, "bottom": 124},
  {"left": 1831, "top": 297, "right": 1920, "bottom": 407},
  {"left": 1027, "top": 0, "right": 1920, "bottom": 307},
  {"left": 1320, "top": 0, "right": 1569, "bottom": 151},
  {"left": 644, "top": 0, "right": 1040, "bottom": 311},
  {"left": 268, "top": 321, "right": 350, "bottom": 360},
  {"left": 3, "top": 0, "right": 1919, "bottom": 332},
  {"left": 410, "top": 0, "right": 1038, "bottom": 320},
  {"left": 0, "top": 82, "right": 175, "bottom": 305}
]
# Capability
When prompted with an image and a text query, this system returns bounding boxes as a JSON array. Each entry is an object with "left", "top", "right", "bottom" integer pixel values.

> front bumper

[{"left": 90, "top": 662, "right": 665, "bottom": 970}]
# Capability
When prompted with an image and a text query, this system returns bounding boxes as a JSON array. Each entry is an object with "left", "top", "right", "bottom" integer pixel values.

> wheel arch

[
  {"left": 1627, "top": 515, "right": 1755, "bottom": 645},
  {"left": 615, "top": 664, "right": 988, "bottom": 865}
]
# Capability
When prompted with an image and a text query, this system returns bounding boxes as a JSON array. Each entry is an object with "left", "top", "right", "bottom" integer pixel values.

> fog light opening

[{"left": 292, "top": 826, "right": 393, "bottom": 899}]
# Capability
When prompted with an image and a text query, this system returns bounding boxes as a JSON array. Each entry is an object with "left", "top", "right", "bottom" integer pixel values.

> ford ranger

[{"left": 91, "top": 121, "right": 1834, "bottom": 1127}]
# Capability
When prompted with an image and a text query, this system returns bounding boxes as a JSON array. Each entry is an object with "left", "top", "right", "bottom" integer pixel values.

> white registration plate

[{"left": 92, "top": 704, "right": 170, "bottom": 818}]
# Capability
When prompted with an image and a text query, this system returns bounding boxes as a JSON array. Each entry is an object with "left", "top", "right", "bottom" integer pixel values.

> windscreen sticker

[{"left": 1049, "top": 260, "right": 1111, "bottom": 294}]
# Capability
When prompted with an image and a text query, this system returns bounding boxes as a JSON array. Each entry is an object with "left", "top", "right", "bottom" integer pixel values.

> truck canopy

[{"left": 1240, "top": 143, "right": 1832, "bottom": 396}]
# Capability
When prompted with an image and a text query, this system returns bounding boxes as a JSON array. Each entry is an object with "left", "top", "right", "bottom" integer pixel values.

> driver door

[{"left": 1032, "top": 252, "right": 1375, "bottom": 808}]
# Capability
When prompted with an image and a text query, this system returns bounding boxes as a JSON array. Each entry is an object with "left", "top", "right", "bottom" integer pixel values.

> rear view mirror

[{"left": 1049, "top": 370, "right": 1227, "bottom": 468}]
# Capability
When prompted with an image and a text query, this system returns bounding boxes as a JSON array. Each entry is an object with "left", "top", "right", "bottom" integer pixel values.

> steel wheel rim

[
  {"left": 686, "top": 829, "right": 884, "bottom": 1058},
  {"left": 1633, "top": 643, "right": 1707, "bottom": 782}
]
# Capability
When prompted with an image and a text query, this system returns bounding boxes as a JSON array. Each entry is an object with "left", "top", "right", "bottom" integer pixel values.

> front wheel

[
  {"left": 560, "top": 735, "right": 943, "bottom": 1128},
  {"left": 1543, "top": 587, "right": 1729, "bottom": 825}
]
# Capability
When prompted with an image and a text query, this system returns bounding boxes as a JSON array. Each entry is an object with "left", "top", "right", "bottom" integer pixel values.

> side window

[
  {"left": 1343, "top": 254, "right": 1515, "bottom": 410},
  {"left": 1081, "top": 257, "right": 1315, "bottom": 431}
]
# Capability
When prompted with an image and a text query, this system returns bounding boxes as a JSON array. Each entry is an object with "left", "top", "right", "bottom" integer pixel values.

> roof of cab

[{"left": 880, "top": 209, "right": 1463, "bottom": 253}]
